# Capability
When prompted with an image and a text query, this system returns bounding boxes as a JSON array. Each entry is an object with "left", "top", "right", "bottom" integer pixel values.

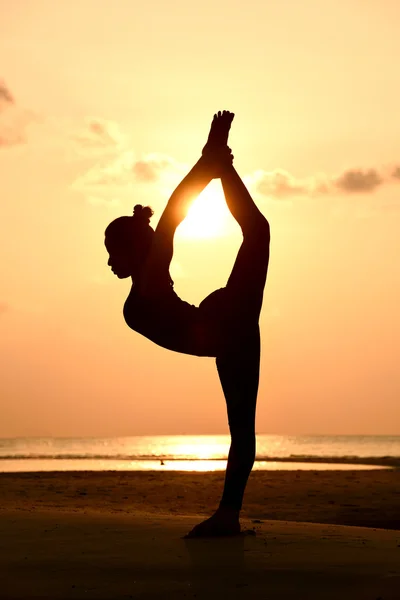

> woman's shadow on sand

[{"left": 183, "top": 531, "right": 255, "bottom": 597}]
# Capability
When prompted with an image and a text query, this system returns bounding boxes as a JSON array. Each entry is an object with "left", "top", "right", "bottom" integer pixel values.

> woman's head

[{"left": 104, "top": 204, "right": 154, "bottom": 279}]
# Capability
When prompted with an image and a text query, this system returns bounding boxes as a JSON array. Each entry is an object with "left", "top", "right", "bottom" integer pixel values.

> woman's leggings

[{"left": 205, "top": 166, "right": 270, "bottom": 511}]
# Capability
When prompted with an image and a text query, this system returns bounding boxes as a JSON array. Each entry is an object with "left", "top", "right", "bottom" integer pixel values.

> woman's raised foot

[{"left": 202, "top": 110, "right": 234, "bottom": 155}]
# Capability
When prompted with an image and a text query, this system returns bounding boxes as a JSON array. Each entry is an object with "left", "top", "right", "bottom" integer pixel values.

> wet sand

[{"left": 1, "top": 469, "right": 399, "bottom": 529}]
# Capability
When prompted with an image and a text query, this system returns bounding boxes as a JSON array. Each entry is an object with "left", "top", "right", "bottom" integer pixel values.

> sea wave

[{"left": 0, "top": 454, "right": 399, "bottom": 467}]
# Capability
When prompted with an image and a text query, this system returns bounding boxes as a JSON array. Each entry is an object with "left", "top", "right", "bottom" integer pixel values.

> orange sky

[{"left": 1, "top": 0, "right": 399, "bottom": 437}]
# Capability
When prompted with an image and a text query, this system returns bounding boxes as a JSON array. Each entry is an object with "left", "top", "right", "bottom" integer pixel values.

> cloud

[
  {"left": 72, "top": 118, "right": 126, "bottom": 156},
  {"left": 71, "top": 152, "right": 135, "bottom": 206},
  {"left": 251, "top": 169, "right": 331, "bottom": 200},
  {"left": 71, "top": 151, "right": 182, "bottom": 206},
  {"left": 132, "top": 154, "right": 178, "bottom": 182},
  {"left": 392, "top": 166, "right": 400, "bottom": 180},
  {"left": 74, "top": 152, "right": 178, "bottom": 190},
  {"left": 67, "top": 112, "right": 400, "bottom": 209},
  {"left": 252, "top": 164, "right": 400, "bottom": 201},
  {"left": 0, "top": 80, "right": 37, "bottom": 147},
  {"left": 334, "top": 168, "right": 383, "bottom": 193},
  {"left": 0, "top": 85, "right": 123, "bottom": 155},
  {"left": 255, "top": 170, "right": 308, "bottom": 198},
  {"left": 0, "top": 81, "right": 14, "bottom": 107},
  {"left": 76, "top": 152, "right": 400, "bottom": 210},
  {"left": 253, "top": 169, "right": 331, "bottom": 199},
  {"left": 0, "top": 80, "right": 23, "bottom": 146}
]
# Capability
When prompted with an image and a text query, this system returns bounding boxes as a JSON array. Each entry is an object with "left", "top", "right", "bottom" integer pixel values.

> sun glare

[{"left": 177, "top": 182, "right": 229, "bottom": 239}]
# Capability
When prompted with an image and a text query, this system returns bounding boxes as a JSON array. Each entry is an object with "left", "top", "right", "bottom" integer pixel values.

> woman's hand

[{"left": 199, "top": 145, "right": 234, "bottom": 179}]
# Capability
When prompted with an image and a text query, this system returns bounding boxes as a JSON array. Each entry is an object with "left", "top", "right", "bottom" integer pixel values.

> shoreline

[
  {"left": 1, "top": 455, "right": 399, "bottom": 473},
  {"left": 2, "top": 456, "right": 399, "bottom": 466}
]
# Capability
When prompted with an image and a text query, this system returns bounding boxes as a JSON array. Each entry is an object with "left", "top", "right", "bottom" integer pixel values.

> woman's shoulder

[
  {"left": 134, "top": 267, "right": 175, "bottom": 298},
  {"left": 129, "top": 280, "right": 198, "bottom": 311},
  {"left": 125, "top": 278, "right": 176, "bottom": 309}
]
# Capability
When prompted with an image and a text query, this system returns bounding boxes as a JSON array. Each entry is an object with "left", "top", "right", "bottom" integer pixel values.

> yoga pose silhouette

[{"left": 105, "top": 111, "right": 270, "bottom": 537}]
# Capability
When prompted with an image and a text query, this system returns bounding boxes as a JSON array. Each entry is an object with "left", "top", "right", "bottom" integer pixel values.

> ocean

[{"left": 1, "top": 434, "right": 399, "bottom": 472}]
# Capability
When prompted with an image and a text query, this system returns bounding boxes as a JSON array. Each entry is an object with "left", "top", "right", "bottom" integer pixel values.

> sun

[{"left": 176, "top": 181, "right": 230, "bottom": 239}]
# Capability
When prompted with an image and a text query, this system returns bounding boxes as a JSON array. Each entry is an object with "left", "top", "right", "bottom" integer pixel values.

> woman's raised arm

[
  {"left": 139, "top": 111, "right": 234, "bottom": 297},
  {"left": 156, "top": 156, "right": 215, "bottom": 235},
  {"left": 138, "top": 156, "right": 215, "bottom": 297}
]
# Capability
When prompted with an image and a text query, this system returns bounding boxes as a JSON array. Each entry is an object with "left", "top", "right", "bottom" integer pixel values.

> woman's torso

[{"left": 123, "top": 284, "right": 224, "bottom": 357}]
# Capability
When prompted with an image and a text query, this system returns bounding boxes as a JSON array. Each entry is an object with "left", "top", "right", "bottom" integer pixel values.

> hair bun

[{"left": 132, "top": 204, "right": 154, "bottom": 225}]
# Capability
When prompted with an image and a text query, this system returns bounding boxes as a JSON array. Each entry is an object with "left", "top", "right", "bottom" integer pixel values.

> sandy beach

[
  {"left": 1, "top": 470, "right": 400, "bottom": 599},
  {"left": 1, "top": 469, "right": 399, "bottom": 529}
]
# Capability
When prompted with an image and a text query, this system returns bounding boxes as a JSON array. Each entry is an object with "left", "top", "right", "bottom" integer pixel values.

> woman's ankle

[{"left": 216, "top": 506, "right": 240, "bottom": 520}]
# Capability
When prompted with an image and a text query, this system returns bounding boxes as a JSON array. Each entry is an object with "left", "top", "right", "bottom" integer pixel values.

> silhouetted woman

[{"left": 104, "top": 111, "right": 270, "bottom": 537}]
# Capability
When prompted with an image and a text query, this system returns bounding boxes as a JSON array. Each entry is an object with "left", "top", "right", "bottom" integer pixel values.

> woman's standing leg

[
  {"left": 216, "top": 325, "right": 260, "bottom": 512},
  {"left": 186, "top": 165, "right": 270, "bottom": 537}
]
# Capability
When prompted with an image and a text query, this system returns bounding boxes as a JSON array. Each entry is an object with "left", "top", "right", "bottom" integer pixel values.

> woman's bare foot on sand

[
  {"left": 202, "top": 110, "right": 234, "bottom": 155},
  {"left": 184, "top": 507, "right": 241, "bottom": 539}
]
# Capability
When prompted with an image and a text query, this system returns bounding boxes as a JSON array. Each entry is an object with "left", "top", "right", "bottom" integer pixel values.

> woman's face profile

[{"left": 105, "top": 237, "right": 133, "bottom": 279}]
